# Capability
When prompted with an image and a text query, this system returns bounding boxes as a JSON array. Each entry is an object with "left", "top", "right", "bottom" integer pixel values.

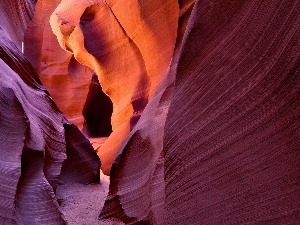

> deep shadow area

[{"left": 83, "top": 74, "right": 113, "bottom": 137}]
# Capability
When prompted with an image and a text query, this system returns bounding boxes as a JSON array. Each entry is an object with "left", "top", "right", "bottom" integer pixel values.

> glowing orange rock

[
  {"left": 101, "top": 0, "right": 300, "bottom": 224},
  {"left": 24, "top": 0, "right": 93, "bottom": 129},
  {"left": 50, "top": 0, "right": 180, "bottom": 174}
]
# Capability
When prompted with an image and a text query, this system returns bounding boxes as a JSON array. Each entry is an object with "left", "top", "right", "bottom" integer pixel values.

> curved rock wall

[
  {"left": 1, "top": 0, "right": 300, "bottom": 224},
  {"left": 101, "top": 0, "right": 300, "bottom": 224},
  {"left": 0, "top": 1, "right": 100, "bottom": 223},
  {"left": 24, "top": 0, "right": 93, "bottom": 129},
  {"left": 49, "top": 0, "right": 180, "bottom": 173},
  {"left": 99, "top": 0, "right": 195, "bottom": 223},
  {"left": 164, "top": 0, "right": 300, "bottom": 224},
  {"left": 0, "top": 0, "right": 35, "bottom": 49}
]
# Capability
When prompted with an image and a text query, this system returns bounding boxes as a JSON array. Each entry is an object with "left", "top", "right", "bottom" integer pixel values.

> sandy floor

[{"left": 56, "top": 171, "right": 124, "bottom": 225}]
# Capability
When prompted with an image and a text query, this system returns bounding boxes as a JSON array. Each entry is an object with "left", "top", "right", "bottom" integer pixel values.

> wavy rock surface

[
  {"left": 0, "top": 1, "right": 100, "bottom": 223},
  {"left": 2, "top": 0, "right": 300, "bottom": 224},
  {"left": 24, "top": 0, "right": 93, "bottom": 129},
  {"left": 101, "top": 0, "right": 300, "bottom": 224},
  {"left": 0, "top": 0, "right": 35, "bottom": 50},
  {"left": 50, "top": 0, "right": 179, "bottom": 174},
  {"left": 164, "top": 1, "right": 300, "bottom": 223},
  {"left": 99, "top": 0, "right": 195, "bottom": 223}
]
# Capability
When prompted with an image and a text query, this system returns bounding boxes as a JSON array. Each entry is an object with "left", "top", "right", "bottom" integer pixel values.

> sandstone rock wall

[
  {"left": 24, "top": 0, "right": 93, "bottom": 129},
  {"left": 1, "top": 0, "right": 300, "bottom": 224},
  {"left": 100, "top": 0, "right": 300, "bottom": 224},
  {"left": 0, "top": 1, "right": 100, "bottom": 223},
  {"left": 49, "top": 0, "right": 180, "bottom": 173}
]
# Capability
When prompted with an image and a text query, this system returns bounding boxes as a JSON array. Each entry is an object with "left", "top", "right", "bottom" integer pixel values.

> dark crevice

[{"left": 82, "top": 74, "right": 113, "bottom": 137}]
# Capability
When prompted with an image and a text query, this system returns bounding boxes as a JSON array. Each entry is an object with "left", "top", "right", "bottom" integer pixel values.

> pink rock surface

[
  {"left": 1, "top": 0, "right": 300, "bottom": 224},
  {"left": 0, "top": 1, "right": 100, "bottom": 223},
  {"left": 100, "top": 0, "right": 300, "bottom": 224},
  {"left": 0, "top": 0, "right": 35, "bottom": 50}
]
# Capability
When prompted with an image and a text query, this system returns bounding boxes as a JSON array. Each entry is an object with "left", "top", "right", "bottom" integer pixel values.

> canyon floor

[
  {"left": 57, "top": 170, "right": 123, "bottom": 225},
  {"left": 56, "top": 137, "right": 123, "bottom": 225}
]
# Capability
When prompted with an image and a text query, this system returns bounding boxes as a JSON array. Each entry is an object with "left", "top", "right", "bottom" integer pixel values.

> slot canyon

[{"left": 0, "top": 0, "right": 300, "bottom": 224}]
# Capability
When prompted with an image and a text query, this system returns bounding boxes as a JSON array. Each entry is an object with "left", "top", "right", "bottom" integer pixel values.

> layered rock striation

[
  {"left": 0, "top": 0, "right": 100, "bottom": 224},
  {"left": 100, "top": 0, "right": 300, "bottom": 224},
  {"left": 1, "top": 0, "right": 300, "bottom": 224}
]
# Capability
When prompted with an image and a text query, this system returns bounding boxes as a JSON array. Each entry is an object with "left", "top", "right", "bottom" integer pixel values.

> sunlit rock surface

[
  {"left": 0, "top": 0, "right": 100, "bottom": 224},
  {"left": 99, "top": 1, "right": 195, "bottom": 223},
  {"left": 100, "top": 0, "right": 300, "bottom": 224},
  {"left": 1, "top": 0, "right": 300, "bottom": 224},
  {"left": 49, "top": 0, "right": 179, "bottom": 174},
  {"left": 24, "top": 0, "right": 93, "bottom": 130}
]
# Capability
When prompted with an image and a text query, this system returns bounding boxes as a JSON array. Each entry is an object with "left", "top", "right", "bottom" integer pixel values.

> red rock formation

[
  {"left": 2, "top": 0, "right": 300, "bottom": 224},
  {"left": 99, "top": 1, "right": 195, "bottom": 223},
  {"left": 50, "top": 0, "right": 180, "bottom": 174},
  {"left": 100, "top": 0, "right": 300, "bottom": 224},
  {"left": 164, "top": 1, "right": 300, "bottom": 223},
  {"left": 24, "top": 0, "right": 93, "bottom": 129},
  {"left": 0, "top": 1, "right": 100, "bottom": 223}
]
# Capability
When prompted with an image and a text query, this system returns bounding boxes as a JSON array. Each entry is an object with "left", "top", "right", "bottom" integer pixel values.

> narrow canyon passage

[{"left": 0, "top": 0, "right": 300, "bottom": 225}]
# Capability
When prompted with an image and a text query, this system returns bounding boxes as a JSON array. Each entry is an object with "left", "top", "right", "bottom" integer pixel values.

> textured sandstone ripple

[
  {"left": 0, "top": 1, "right": 101, "bottom": 223},
  {"left": 100, "top": 0, "right": 300, "bottom": 224},
  {"left": 1, "top": 0, "right": 300, "bottom": 224}
]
